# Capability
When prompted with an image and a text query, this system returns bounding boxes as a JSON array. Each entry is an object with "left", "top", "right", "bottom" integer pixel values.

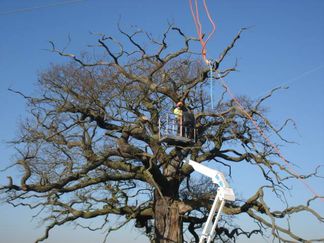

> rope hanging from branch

[
  {"left": 189, "top": 0, "right": 216, "bottom": 64},
  {"left": 189, "top": 0, "right": 216, "bottom": 108}
]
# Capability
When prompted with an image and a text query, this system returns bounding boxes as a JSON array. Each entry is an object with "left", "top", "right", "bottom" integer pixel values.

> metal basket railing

[{"left": 158, "top": 114, "right": 196, "bottom": 141}]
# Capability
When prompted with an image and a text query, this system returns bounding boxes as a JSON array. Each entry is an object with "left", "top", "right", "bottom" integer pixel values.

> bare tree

[{"left": 1, "top": 24, "right": 323, "bottom": 243}]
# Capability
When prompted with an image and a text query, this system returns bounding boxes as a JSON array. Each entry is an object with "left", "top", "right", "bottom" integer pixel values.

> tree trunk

[{"left": 153, "top": 191, "right": 183, "bottom": 243}]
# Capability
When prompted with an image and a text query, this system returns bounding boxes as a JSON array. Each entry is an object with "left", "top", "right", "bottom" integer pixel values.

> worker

[
  {"left": 183, "top": 108, "right": 195, "bottom": 139},
  {"left": 173, "top": 101, "right": 185, "bottom": 136}
]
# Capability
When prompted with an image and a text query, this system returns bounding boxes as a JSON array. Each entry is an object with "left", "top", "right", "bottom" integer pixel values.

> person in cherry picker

[
  {"left": 173, "top": 101, "right": 185, "bottom": 136},
  {"left": 173, "top": 101, "right": 195, "bottom": 139}
]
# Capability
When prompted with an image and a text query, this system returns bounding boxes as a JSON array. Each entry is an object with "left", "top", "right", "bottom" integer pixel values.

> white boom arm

[{"left": 184, "top": 159, "right": 235, "bottom": 243}]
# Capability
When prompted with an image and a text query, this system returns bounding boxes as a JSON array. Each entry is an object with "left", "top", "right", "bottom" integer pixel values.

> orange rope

[
  {"left": 202, "top": 0, "right": 216, "bottom": 47},
  {"left": 217, "top": 72, "right": 323, "bottom": 202},
  {"left": 189, "top": 0, "right": 204, "bottom": 50},
  {"left": 189, "top": 0, "right": 216, "bottom": 64}
]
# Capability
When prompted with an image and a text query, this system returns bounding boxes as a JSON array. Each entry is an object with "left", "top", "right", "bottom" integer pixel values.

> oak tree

[{"left": 1, "top": 25, "right": 323, "bottom": 243}]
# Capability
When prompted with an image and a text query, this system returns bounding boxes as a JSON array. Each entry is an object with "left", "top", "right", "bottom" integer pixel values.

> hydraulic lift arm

[{"left": 184, "top": 159, "right": 235, "bottom": 243}]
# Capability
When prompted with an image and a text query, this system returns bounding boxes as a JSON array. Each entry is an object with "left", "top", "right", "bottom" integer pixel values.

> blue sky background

[{"left": 0, "top": 0, "right": 323, "bottom": 242}]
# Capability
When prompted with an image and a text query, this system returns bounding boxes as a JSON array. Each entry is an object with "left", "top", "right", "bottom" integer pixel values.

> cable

[
  {"left": 256, "top": 64, "right": 324, "bottom": 99},
  {"left": 209, "top": 64, "right": 214, "bottom": 110},
  {"left": 0, "top": 0, "right": 87, "bottom": 16}
]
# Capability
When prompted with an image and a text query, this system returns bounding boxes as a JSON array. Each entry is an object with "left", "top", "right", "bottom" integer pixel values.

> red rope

[
  {"left": 202, "top": 0, "right": 216, "bottom": 47},
  {"left": 217, "top": 74, "right": 323, "bottom": 202},
  {"left": 189, "top": 0, "right": 216, "bottom": 64},
  {"left": 189, "top": 0, "right": 204, "bottom": 50}
]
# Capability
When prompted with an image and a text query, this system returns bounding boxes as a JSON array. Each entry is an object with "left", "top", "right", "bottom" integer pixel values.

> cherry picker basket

[{"left": 158, "top": 113, "right": 196, "bottom": 146}]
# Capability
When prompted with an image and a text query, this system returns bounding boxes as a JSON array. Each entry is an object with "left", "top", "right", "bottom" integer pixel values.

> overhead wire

[
  {"left": 0, "top": 0, "right": 87, "bottom": 16},
  {"left": 255, "top": 63, "right": 324, "bottom": 99}
]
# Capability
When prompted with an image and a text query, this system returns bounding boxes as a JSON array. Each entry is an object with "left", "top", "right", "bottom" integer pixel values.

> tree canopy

[{"left": 1, "top": 24, "right": 323, "bottom": 243}]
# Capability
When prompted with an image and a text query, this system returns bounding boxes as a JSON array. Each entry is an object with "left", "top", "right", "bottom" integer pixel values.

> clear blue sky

[{"left": 0, "top": 1, "right": 323, "bottom": 242}]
